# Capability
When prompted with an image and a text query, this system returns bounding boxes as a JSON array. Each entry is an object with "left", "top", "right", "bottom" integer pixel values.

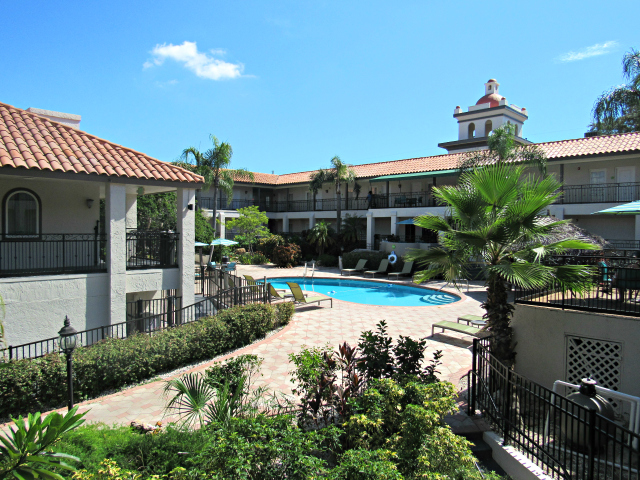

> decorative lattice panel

[{"left": 565, "top": 335, "right": 622, "bottom": 392}]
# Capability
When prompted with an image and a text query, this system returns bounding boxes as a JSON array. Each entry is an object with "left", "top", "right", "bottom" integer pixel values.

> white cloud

[
  {"left": 145, "top": 41, "right": 244, "bottom": 80},
  {"left": 557, "top": 41, "right": 618, "bottom": 62}
]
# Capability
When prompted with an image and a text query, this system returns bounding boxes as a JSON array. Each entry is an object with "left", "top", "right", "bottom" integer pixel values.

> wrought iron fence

[
  {"left": 0, "top": 233, "right": 106, "bottom": 278},
  {"left": 469, "top": 338, "right": 640, "bottom": 480},
  {"left": 558, "top": 182, "right": 640, "bottom": 204},
  {"left": 126, "top": 230, "right": 179, "bottom": 269},
  {"left": 2, "top": 272, "right": 269, "bottom": 361}
]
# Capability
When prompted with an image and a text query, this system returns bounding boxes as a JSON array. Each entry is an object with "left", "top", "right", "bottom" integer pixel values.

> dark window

[{"left": 4, "top": 189, "right": 40, "bottom": 236}]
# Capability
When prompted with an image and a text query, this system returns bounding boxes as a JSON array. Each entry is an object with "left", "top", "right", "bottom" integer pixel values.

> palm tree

[
  {"left": 406, "top": 164, "right": 597, "bottom": 367},
  {"left": 309, "top": 156, "right": 359, "bottom": 231},
  {"left": 307, "top": 221, "right": 335, "bottom": 256},
  {"left": 341, "top": 214, "right": 366, "bottom": 246},
  {"left": 591, "top": 48, "right": 640, "bottom": 134},
  {"left": 178, "top": 135, "right": 254, "bottom": 236}
]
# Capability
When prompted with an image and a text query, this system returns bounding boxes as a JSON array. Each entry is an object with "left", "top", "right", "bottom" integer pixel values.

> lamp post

[{"left": 58, "top": 316, "right": 78, "bottom": 411}]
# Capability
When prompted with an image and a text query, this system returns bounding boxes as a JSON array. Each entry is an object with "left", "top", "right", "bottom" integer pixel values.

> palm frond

[{"left": 163, "top": 373, "right": 215, "bottom": 429}]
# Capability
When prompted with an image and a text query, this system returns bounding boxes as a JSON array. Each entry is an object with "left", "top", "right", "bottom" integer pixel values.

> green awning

[{"left": 369, "top": 169, "right": 458, "bottom": 183}]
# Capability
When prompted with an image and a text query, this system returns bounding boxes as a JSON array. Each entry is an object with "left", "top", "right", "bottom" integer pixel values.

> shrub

[
  {"left": 272, "top": 244, "right": 301, "bottom": 268},
  {"left": 238, "top": 252, "right": 254, "bottom": 264},
  {"left": 0, "top": 304, "right": 287, "bottom": 418},
  {"left": 318, "top": 254, "right": 338, "bottom": 267},
  {"left": 256, "top": 234, "right": 285, "bottom": 258},
  {"left": 251, "top": 252, "right": 269, "bottom": 265},
  {"left": 274, "top": 301, "right": 295, "bottom": 326},
  {"left": 342, "top": 250, "right": 387, "bottom": 269},
  {"left": 329, "top": 449, "right": 403, "bottom": 480}
]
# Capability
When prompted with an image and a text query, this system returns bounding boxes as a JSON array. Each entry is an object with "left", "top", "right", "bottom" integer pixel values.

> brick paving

[{"left": 42, "top": 264, "right": 491, "bottom": 430}]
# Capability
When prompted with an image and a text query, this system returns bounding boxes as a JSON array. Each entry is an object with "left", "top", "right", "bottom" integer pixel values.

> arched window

[
  {"left": 468, "top": 123, "right": 476, "bottom": 138},
  {"left": 3, "top": 189, "right": 41, "bottom": 237},
  {"left": 485, "top": 120, "right": 493, "bottom": 136}
]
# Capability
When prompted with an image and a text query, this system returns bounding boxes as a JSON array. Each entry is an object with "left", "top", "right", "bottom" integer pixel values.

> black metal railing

[
  {"left": 126, "top": 295, "right": 182, "bottom": 334},
  {"left": 557, "top": 182, "right": 640, "bottom": 204},
  {"left": 470, "top": 337, "right": 640, "bottom": 480},
  {"left": 126, "top": 230, "right": 179, "bottom": 269},
  {"left": 0, "top": 233, "right": 107, "bottom": 278},
  {"left": 3, "top": 271, "right": 269, "bottom": 361},
  {"left": 606, "top": 239, "right": 640, "bottom": 251}
]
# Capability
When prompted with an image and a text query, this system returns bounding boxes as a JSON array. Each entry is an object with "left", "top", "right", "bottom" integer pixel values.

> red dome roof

[{"left": 476, "top": 93, "right": 504, "bottom": 108}]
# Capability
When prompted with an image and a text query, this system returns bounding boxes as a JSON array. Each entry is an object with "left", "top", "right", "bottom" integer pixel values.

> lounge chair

[
  {"left": 222, "top": 262, "right": 237, "bottom": 273},
  {"left": 388, "top": 261, "right": 414, "bottom": 280},
  {"left": 364, "top": 259, "right": 389, "bottom": 278},
  {"left": 269, "top": 283, "right": 293, "bottom": 300},
  {"left": 243, "top": 275, "right": 262, "bottom": 293},
  {"left": 287, "top": 282, "right": 333, "bottom": 308},
  {"left": 341, "top": 259, "right": 367, "bottom": 276}
]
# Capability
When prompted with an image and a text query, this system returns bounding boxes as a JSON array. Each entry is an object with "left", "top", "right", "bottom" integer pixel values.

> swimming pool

[{"left": 267, "top": 277, "right": 460, "bottom": 307}]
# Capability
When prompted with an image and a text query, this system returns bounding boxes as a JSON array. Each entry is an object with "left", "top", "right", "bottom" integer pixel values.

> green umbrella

[
  {"left": 209, "top": 238, "right": 239, "bottom": 263},
  {"left": 592, "top": 201, "right": 640, "bottom": 215}
]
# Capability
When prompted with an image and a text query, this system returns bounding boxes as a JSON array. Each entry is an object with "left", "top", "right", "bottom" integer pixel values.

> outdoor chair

[
  {"left": 287, "top": 282, "right": 333, "bottom": 308},
  {"left": 269, "top": 283, "right": 293, "bottom": 301},
  {"left": 364, "top": 259, "right": 389, "bottom": 278},
  {"left": 595, "top": 261, "right": 613, "bottom": 298},
  {"left": 222, "top": 262, "right": 237, "bottom": 273},
  {"left": 388, "top": 261, "right": 414, "bottom": 280},
  {"left": 341, "top": 259, "right": 367, "bottom": 276},
  {"left": 394, "top": 196, "right": 407, "bottom": 207},
  {"left": 243, "top": 275, "right": 262, "bottom": 293}
]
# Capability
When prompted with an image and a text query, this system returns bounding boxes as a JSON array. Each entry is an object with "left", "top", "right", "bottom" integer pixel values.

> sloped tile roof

[
  {"left": 241, "top": 131, "right": 640, "bottom": 186},
  {"left": 0, "top": 102, "right": 204, "bottom": 184}
]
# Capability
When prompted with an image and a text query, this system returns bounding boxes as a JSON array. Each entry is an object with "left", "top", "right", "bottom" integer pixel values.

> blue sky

[{"left": 1, "top": 1, "right": 638, "bottom": 174}]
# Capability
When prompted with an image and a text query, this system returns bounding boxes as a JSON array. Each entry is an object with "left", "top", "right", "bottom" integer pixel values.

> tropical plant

[
  {"left": 271, "top": 244, "right": 301, "bottom": 268},
  {"left": 309, "top": 156, "right": 360, "bottom": 231},
  {"left": 136, "top": 192, "right": 177, "bottom": 231},
  {"left": 177, "top": 135, "right": 254, "bottom": 235},
  {"left": 406, "top": 162, "right": 597, "bottom": 366},
  {"left": 0, "top": 407, "right": 87, "bottom": 480},
  {"left": 307, "top": 221, "right": 335, "bottom": 256},
  {"left": 590, "top": 48, "right": 640, "bottom": 134},
  {"left": 226, "top": 205, "right": 269, "bottom": 253},
  {"left": 341, "top": 214, "right": 365, "bottom": 245},
  {"left": 458, "top": 123, "right": 548, "bottom": 174}
]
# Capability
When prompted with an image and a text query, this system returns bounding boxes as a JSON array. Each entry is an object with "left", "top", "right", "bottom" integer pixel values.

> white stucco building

[
  {"left": 200, "top": 79, "right": 640, "bottom": 253},
  {"left": 0, "top": 102, "right": 203, "bottom": 348}
]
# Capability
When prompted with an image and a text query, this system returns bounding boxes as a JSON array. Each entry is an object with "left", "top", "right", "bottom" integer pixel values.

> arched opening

[
  {"left": 468, "top": 123, "right": 476, "bottom": 138},
  {"left": 3, "top": 188, "right": 41, "bottom": 237},
  {"left": 485, "top": 120, "right": 493, "bottom": 136}
]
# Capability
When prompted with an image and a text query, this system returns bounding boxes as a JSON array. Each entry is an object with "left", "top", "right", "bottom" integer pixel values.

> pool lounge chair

[
  {"left": 388, "top": 261, "right": 414, "bottom": 280},
  {"left": 287, "top": 282, "right": 333, "bottom": 308},
  {"left": 269, "top": 283, "right": 293, "bottom": 301},
  {"left": 341, "top": 259, "right": 367, "bottom": 276},
  {"left": 364, "top": 259, "right": 389, "bottom": 278}
]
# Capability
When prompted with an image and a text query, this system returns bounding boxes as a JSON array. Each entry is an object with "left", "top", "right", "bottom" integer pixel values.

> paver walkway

[{"left": 47, "top": 265, "right": 491, "bottom": 427}]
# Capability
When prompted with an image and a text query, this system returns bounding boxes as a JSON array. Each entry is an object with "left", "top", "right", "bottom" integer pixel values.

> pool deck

[{"left": 28, "top": 264, "right": 492, "bottom": 433}]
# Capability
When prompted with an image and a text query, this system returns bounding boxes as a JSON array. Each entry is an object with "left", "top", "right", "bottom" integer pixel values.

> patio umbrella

[
  {"left": 209, "top": 238, "right": 239, "bottom": 263},
  {"left": 592, "top": 200, "right": 640, "bottom": 215},
  {"left": 397, "top": 219, "right": 416, "bottom": 225}
]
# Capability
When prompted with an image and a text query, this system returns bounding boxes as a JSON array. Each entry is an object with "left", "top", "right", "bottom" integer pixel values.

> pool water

[{"left": 267, "top": 277, "right": 460, "bottom": 307}]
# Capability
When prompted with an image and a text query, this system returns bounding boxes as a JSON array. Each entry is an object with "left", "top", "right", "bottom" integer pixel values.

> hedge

[{"left": 0, "top": 303, "right": 295, "bottom": 419}]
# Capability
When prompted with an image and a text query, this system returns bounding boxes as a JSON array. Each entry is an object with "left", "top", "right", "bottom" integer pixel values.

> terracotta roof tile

[
  {"left": 235, "top": 132, "right": 640, "bottom": 186},
  {"left": 0, "top": 102, "right": 204, "bottom": 185}
]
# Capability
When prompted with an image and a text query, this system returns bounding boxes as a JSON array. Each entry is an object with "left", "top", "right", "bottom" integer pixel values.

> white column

[
  {"left": 219, "top": 212, "right": 226, "bottom": 239},
  {"left": 309, "top": 213, "right": 315, "bottom": 230},
  {"left": 177, "top": 188, "right": 196, "bottom": 308},
  {"left": 549, "top": 206, "right": 564, "bottom": 220},
  {"left": 125, "top": 193, "right": 137, "bottom": 229},
  {"left": 390, "top": 211, "right": 398, "bottom": 236},
  {"left": 366, "top": 212, "right": 375, "bottom": 250},
  {"left": 106, "top": 183, "right": 127, "bottom": 325},
  {"left": 283, "top": 214, "right": 289, "bottom": 233},
  {"left": 635, "top": 215, "right": 640, "bottom": 241}
]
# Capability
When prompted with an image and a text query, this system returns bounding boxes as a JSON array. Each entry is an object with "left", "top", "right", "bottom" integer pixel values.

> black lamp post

[{"left": 58, "top": 316, "right": 78, "bottom": 411}]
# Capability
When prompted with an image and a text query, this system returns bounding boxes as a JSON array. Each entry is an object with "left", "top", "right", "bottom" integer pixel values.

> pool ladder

[{"left": 303, "top": 261, "right": 316, "bottom": 278}]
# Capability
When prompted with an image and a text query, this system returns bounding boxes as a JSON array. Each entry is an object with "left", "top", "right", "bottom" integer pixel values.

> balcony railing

[
  {"left": 557, "top": 182, "right": 640, "bottom": 204},
  {"left": 126, "top": 230, "right": 179, "bottom": 269},
  {"left": 200, "top": 197, "right": 256, "bottom": 210},
  {"left": 0, "top": 233, "right": 106, "bottom": 278}
]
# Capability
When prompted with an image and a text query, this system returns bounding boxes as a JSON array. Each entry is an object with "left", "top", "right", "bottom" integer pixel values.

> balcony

[
  {"left": 0, "top": 231, "right": 179, "bottom": 278},
  {"left": 200, "top": 197, "right": 255, "bottom": 210},
  {"left": 556, "top": 182, "right": 640, "bottom": 204}
]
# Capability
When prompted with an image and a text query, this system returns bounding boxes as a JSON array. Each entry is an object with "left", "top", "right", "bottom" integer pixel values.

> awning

[
  {"left": 592, "top": 201, "right": 640, "bottom": 215},
  {"left": 369, "top": 169, "right": 458, "bottom": 183}
]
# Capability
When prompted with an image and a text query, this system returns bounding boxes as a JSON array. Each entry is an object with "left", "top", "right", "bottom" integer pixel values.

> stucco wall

[
  {"left": 0, "top": 177, "right": 100, "bottom": 234},
  {"left": 0, "top": 273, "right": 109, "bottom": 345},
  {"left": 512, "top": 304, "right": 640, "bottom": 398},
  {"left": 571, "top": 215, "right": 635, "bottom": 240}
]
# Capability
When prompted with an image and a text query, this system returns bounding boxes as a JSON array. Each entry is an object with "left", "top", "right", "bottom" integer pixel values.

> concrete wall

[
  {"left": 571, "top": 215, "right": 635, "bottom": 240},
  {"left": 512, "top": 304, "right": 640, "bottom": 398},
  {"left": 0, "top": 273, "right": 109, "bottom": 345},
  {"left": 0, "top": 177, "right": 100, "bottom": 234}
]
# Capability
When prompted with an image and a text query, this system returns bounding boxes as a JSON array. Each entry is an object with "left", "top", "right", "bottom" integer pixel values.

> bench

[
  {"left": 432, "top": 320, "right": 486, "bottom": 338},
  {"left": 457, "top": 314, "right": 484, "bottom": 325}
]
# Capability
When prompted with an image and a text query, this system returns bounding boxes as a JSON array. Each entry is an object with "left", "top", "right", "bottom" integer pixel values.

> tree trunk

[
  {"left": 336, "top": 182, "right": 342, "bottom": 232},
  {"left": 482, "top": 272, "right": 516, "bottom": 368},
  {"left": 212, "top": 179, "right": 219, "bottom": 238}
]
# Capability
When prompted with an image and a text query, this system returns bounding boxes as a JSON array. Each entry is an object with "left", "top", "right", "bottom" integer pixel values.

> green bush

[
  {"left": 342, "top": 250, "right": 387, "bottom": 269},
  {"left": 272, "top": 244, "right": 301, "bottom": 268},
  {"left": 256, "top": 234, "right": 286, "bottom": 258},
  {"left": 328, "top": 449, "right": 403, "bottom": 480},
  {"left": 275, "top": 301, "right": 295, "bottom": 326},
  {"left": 251, "top": 252, "right": 269, "bottom": 265},
  {"left": 238, "top": 252, "right": 254, "bottom": 264},
  {"left": 0, "top": 303, "right": 295, "bottom": 418},
  {"left": 318, "top": 253, "right": 338, "bottom": 267}
]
